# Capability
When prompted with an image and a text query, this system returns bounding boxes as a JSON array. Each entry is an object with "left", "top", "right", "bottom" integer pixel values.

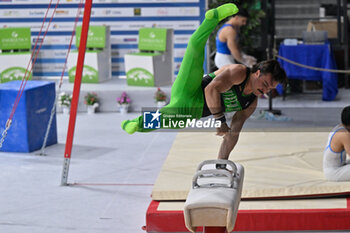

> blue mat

[{"left": 0, "top": 80, "right": 57, "bottom": 152}]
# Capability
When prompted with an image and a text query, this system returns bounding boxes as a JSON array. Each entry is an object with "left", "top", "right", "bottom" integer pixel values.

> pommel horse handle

[
  {"left": 184, "top": 159, "right": 244, "bottom": 233},
  {"left": 192, "top": 169, "right": 233, "bottom": 188},
  {"left": 197, "top": 159, "right": 237, "bottom": 175}
]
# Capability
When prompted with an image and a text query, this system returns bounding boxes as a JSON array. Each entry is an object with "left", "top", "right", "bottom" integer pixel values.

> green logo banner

[
  {"left": 0, "top": 67, "right": 32, "bottom": 83},
  {"left": 0, "top": 27, "right": 31, "bottom": 50},
  {"left": 138, "top": 28, "right": 167, "bottom": 52},
  {"left": 126, "top": 68, "right": 154, "bottom": 86},
  {"left": 76, "top": 26, "right": 106, "bottom": 49},
  {"left": 68, "top": 65, "right": 99, "bottom": 83}
]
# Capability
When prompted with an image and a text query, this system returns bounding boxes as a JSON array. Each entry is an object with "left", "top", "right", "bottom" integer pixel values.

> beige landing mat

[
  {"left": 152, "top": 130, "right": 350, "bottom": 200},
  {"left": 157, "top": 198, "right": 348, "bottom": 211}
]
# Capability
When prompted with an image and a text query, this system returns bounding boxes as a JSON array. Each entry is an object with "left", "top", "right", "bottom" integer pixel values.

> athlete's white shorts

[{"left": 214, "top": 52, "right": 235, "bottom": 68}]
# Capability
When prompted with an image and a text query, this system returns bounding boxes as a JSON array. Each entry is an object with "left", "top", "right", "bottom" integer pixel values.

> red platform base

[
  {"left": 204, "top": 227, "right": 227, "bottom": 233},
  {"left": 146, "top": 199, "right": 350, "bottom": 232}
]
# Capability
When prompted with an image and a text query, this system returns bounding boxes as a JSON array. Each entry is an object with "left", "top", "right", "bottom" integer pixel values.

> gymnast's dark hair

[
  {"left": 235, "top": 7, "right": 249, "bottom": 18},
  {"left": 251, "top": 60, "right": 288, "bottom": 87},
  {"left": 341, "top": 106, "right": 350, "bottom": 126}
]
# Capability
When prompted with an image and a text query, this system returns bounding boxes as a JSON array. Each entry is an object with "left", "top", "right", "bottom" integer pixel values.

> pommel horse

[{"left": 184, "top": 160, "right": 244, "bottom": 233}]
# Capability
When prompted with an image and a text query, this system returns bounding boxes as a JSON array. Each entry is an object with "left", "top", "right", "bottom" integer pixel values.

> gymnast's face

[
  {"left": 252, "top": 71, "right": 279, "bottom": 97},
  {"left": 237, "top": 16, "right": 248, "bottom": 27}
]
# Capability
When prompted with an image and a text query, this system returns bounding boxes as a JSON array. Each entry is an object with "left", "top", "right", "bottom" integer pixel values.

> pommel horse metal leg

[{"left": 184, "top": 160, "right": 244, "bottom": 233}]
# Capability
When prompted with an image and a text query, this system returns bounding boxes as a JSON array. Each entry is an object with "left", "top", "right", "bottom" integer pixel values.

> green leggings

[{"left": 122, "top": 4, "right": 238, "bottom": 133}]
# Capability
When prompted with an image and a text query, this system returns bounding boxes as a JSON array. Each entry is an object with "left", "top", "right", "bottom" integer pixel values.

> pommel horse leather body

[{"left": 184, "top": 160, "right": 244, "bottom": 233}]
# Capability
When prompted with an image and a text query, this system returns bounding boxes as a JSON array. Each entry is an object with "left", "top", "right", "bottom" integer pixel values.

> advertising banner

[
  {"left": 125, "top": 54, "right": 154, "bottom": 86},
  {"left": 75, "top": 25, "right": 106, "bottom": 49},
  {"left": 0, "top": 27, "right": 31, "bottom": 50},
  {"left": 67, "top": 52, "right": 99, "bottom": 83},
  {"left": 138, "top": 28, "right": 167, "bottom": 52},
  {"left": 0, "top": 53, "right": 32, "bottom": 83}
]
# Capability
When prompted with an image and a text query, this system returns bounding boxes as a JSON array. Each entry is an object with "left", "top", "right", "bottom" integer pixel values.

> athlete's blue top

[{"left": 216, "top": 24, "right": 235, "bottom": 55}]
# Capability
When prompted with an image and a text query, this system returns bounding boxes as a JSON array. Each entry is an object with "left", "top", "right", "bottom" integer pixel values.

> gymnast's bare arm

[
  {"left": 204, "top": 64, "right": 246, "bottom": 136},
  {"left": 217, "top": 98, "right": 257, "bottom": 160},
  {"left": 340, "top": 130, "right": 350, "bottom": 157},
  {"left": 331, "top": 128, "right": 350, "bottom": 156}
]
